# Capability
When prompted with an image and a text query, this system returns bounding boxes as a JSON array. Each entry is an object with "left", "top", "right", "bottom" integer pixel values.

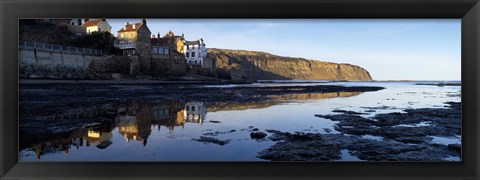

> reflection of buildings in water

[
  {"left": 151, "top": 101, "right": 186, "bottom": 131},
  {"left": 115, "top": 102, "right": 152, "bottom": 146},
  {"left": 86, "top": 130, "right": 112, "bottom": 147},
  {"left": 25, "top": 100, "right": 203, "bottom": 160},
  {"left": 31, "top": 128, "right": 114, "bottom": 160},
  {"left": 32, "top": 141, "right": 71, "bottom": 160},
  {"left": 184, "top": 101, "right": 207, "bottom": 123}
]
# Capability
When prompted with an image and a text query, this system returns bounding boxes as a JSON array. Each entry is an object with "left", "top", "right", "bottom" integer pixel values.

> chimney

[
  {"left": 85, "top": 18, "right": 89, "bottom": 22},
  {"left": 133, "top": 24, "right": 136, "bottom": 29},
  {"left": 157, "top": 32, "right": 160, "bottom": 38},
  {"left": 142, "top": 19, "right": 146, "bottom": 24},
  {"left": 101, "top": 19, "right": 106, "bottom": 21}
]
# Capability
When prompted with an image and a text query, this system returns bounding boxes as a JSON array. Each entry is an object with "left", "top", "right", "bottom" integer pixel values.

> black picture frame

[{"left": 1, "top": 0, "right": 479, "bottom": 179}]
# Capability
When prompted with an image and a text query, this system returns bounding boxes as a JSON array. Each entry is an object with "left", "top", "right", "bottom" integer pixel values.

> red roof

[
  {"left": 83, "top": 19, "right": 103, "bottom": 27},
  {"left": 118, "top": 23, "right": 143, "bottom": 32}
]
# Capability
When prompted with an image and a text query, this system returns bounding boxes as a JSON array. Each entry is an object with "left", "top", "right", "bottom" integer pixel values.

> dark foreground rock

[
  {"left": 258, "top": 131, "right": 459, "bottom": 161},
  {"left": 258, "top": 102, "right": 461, "bottom": 161},
  {"left": 250, "top": 132, "right": 267, "bottom": 139},
  {"left": 315, "top": 102, "right": 461, "bottom": 144}
]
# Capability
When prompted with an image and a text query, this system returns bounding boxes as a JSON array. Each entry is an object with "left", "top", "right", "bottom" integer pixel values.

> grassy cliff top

[{"left": 207, "top": 48, "right": 356, "bottom": 66}]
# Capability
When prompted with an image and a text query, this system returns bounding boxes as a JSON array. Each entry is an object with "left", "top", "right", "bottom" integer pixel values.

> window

[
  {"left": 192, "top": 52, "right": 195, "bottom": 57},
  {"left": 164, "top": 48, "right": 169, "bottom": 55},
  {"left": 186, "top": 52, "right": 190, "bottom": 57},
  {"left": 121, "top": 34, "right": 124, "bottom": 38},
  {"left": 187, "top": 45, "right": 189, "bottom": 50},
  {"left": 192, "top": 106, "right": 195, "bottom": 111},
  {"left": 192, "top": 45, "right": 195, "bottom": 49},
  {"left": 186, "top": 106, "right": 190, "bottom": 111}
]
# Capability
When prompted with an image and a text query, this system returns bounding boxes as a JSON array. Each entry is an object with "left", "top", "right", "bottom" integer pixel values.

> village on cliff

[
  {"left": 19, "top": 19, "right": 217, "bottom": 80},
  {"left": 19, "top": 18, "right": 372, "bottom": 81}
]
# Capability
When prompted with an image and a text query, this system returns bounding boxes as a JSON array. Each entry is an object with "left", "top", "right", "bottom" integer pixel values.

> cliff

[{"left": 208, "top": 49, "right": 372, "bottom": 81}]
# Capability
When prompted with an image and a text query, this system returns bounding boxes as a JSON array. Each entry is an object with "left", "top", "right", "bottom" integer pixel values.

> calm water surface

[{"left": 19, "top": 81, "right": 461, "bottom": 161}]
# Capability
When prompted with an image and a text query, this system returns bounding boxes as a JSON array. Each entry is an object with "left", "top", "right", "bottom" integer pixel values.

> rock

[
  {"left": 193, "top": 136, "right": 230, "bottom": 146},
  {"left": 316, "top": 102, "right": 461, "bottom": 141},
  {"left": 250, "top": 132, "right": 267, "bottom": 139},
  {"left": 258, "top": 130, "right": 458, "bottom": 161},
  {"left": 332, "top": 109, "right": 368, "bottom": 115},
  {"left": 202, "top": 130, "right": 236, "bottom": 136}
]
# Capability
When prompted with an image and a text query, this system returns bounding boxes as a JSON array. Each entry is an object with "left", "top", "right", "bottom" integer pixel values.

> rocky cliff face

[{"left": 208, "top": 49, "right": 372, "bottom": 81}]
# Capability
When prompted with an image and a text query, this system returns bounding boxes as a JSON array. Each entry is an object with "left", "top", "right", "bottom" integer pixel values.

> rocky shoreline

[
  {"left": 255, "top": 102, "right": 461, "bottom": 161},
  {"left": 19, "top": 82, "right": 461, "bottom": 161}
]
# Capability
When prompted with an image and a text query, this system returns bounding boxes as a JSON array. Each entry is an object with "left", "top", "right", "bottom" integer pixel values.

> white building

[
  {"left": 69, "top": 19, "right": 85, "bottom": 26},
  {"left": 82, "top": 19, "right": 112, "bottom": 34},
  {"left": 184, "top": 39, "right": 207, "bottom": 66}
]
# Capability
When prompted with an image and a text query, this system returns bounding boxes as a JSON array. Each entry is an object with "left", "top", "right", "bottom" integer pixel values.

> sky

[{"left": 107, "top": 19, "right": 461, "bottom": 81}]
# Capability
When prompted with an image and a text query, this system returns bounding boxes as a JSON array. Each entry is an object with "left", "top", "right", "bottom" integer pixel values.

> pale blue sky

[{"left": 107, "top": 19, "right": 461, "bottom": 81}]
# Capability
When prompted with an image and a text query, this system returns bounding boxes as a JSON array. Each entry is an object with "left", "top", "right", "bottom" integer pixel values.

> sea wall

[
  {"left": 151, "top": 53, "right": 186, "bottom": 77},
  {"left": 208, "top": 49, "right": 372, "bottom": 81},
  {"left": 19, "top": 49, "right": 100, "bottom": 68},
  {"left": 19, "top": 49, "right": 103, "bottom": 79}
]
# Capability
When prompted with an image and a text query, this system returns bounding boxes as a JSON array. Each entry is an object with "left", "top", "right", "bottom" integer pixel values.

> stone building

[
  {"left": 150, "top": 31, "right": 187, "bottom": 77},
  {"left": 151, "top": 31, "right": 185, "bottom": 55},
  {"left": 114, "top": 19, "right": 152, "bottom": 72}
]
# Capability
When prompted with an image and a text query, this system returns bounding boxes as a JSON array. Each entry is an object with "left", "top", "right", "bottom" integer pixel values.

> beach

[{"left": 18, "top": 80, "right": 461, "bottom": 161}]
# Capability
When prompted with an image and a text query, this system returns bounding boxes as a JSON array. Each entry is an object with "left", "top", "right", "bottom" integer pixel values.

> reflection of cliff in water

[{"left": 208, "top": 92, "right": 362, "bottom": 112}]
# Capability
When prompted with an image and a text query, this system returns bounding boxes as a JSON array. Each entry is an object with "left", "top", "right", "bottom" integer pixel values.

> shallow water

[{"left": 19, "top": 81, "right": 461, "bottom": 161}]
